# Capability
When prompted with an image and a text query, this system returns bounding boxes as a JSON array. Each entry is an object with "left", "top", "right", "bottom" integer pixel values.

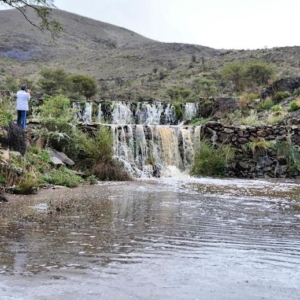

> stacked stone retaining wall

[{"left": 202, "top": 121, "right": 300, "bottom": 179}]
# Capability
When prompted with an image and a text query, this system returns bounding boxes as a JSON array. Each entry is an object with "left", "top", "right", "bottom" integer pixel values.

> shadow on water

[{"left": 0, "top": 178, "right": 300, "bottom": 299}]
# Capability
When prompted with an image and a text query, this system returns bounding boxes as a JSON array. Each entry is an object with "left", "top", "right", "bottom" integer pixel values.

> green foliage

[
  {"left": 24, "top": 147, "right": 52, "bottom": 174},
  {"left": 0, "top": 93, "right": 15, "bottom": 127},
  {"left": 34, "top": 94, "right": 78, "bottom": 153},
  {"left": 86, "top": 175, "right": 98, "bottom": 184},
  {"left": 191, "top": 139, "right": 235, "bottom": 177},
  {"left": 240, "top": 110, "right": 262, "bottom": 126},
  {"left": 221, "top": 61, "right": 275, "bottom": 92},
  {"left": 190, "top": 117, "right": 209, "bottom": 125},
  {"left": 167, "top": 87, "right": 191, "bottom": 101},
  {"left": 259, "top": 98, "right": 274, "bottom": 110},
  {"left": 290, "top": 102, "right": 300, "bottom": 111},
  {"left": 244, "top": 61, "right": 275, "bottom": 86},
  {"left": 220, "top": 62, "right": 245, "bottom": 92},
  {"left": 273, "top": 91, "right": 291, "bottom": 102},
  {"left": 68, "top": 74, "right": 98, "bottom": 99},
  {"left": 192, "top": 77, "right": 217, "bottom": 97},
  {"left": 38, "top": 149, "right": 52, "bottom": 163},
  {"left": 276, "top": 140, "right": 300, "bottom": 171},
  {"left": 247, "top": 138, "right": 274, "bottom": 156},
  {"left": 0, "top": 174, "right": 7, "bottom": 185},
  {"left": 13, "top": 173, "right": 38, "bottom": 195},
  {"left": 38, "top": 68, "right": 72, "bottom": 96},
  {"left": 76, "top": 127, "right": 114, "bottom": 168},
  {"left": 1, "top": 75, "right": 18, "bottom": 92},
  {"left": 174, "top": 102, "right": 183, "bottom": 119},
  {"left": 43, "top": 167, "right": 83, "bottom": 187},
  {"left": 0, "top": 108, "right": 13, "bottom": 127}
]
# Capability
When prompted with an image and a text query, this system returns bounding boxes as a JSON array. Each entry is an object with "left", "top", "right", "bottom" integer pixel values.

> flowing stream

[{"left": 1, "top": 177, "right": 300, "bottom": 299}]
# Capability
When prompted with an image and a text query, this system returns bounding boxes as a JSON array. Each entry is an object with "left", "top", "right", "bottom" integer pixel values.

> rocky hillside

[{"left": 0, "top": 7, "right": 300, "bottom": 100}]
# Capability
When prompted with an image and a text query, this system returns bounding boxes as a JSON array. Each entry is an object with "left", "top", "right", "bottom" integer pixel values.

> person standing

[{"left": 16, "top": 84, "right": 31, "bottom": 130}]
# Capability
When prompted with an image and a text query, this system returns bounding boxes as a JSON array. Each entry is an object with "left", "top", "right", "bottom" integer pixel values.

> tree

[
  {"left": 244, "top": 61, "right": 275, "bottom": 86},
  {"left": 192, "top": 78, "right": 218, "bottom": 97},
  {"left": 68, "top": 74, "right": 98, "bottom": 100},
  {"left": 220, "top": 62, "right": 245, "bottom": 92},
  {"left": 38, "top": 68, "right": 71, "bottom": 95},
  {"left": 0, "top": 0, "right": 62, "bottom": 40}
]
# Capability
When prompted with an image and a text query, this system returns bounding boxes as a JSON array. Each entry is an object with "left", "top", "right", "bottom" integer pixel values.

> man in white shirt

[{"left": 16, "top": 84, "right": 31, "bottom": 130}]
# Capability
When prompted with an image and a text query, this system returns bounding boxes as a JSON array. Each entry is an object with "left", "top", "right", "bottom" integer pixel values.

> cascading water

[
  {"left": 75, "top": 100, "right": 202, "bottom": 177},
  {"left": 110, "top": 124, "right": 201, "bottom": 178}
]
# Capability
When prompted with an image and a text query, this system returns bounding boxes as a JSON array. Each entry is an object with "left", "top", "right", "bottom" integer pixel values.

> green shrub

[
  {"left": 259, "top": 98, "right": 274, "bottom": 110},
  {"left": 271, "top": 105, "right": 282, "bottom": 112},
  {"left": 86, "top": 175, "right": 98, "bottom": 184},
  {"left": 191, "top": 140, "right": 235, "bottom": 177},
  {"left": 247, "top": 138, "right": 274, "bottom": 156},
  {"left": 174, "top": 102, "right": 183, "bottom": 119},
  {"left": 276, "top": 140, "right": 300, "bottom": 171},
  {"left": 77, "top": 127, "right": 113, "bottom": 167},
  {"left": 190, "top": 117, "right": 209, "bottom": 125},
  {"left": 273, "top": 91, "right": 291, "bottom": 102},
  {"left": 43, "top": 167, "right": 83, "bottom": 188},
  {"left": 13, "top": 173, "right": 38, "bottom": 195},
  {"left": 38, "top": 149, "right": 52, "bottom": 163},
  {"left": 290, "top": 102, "right": 300, "bottom": 111}
]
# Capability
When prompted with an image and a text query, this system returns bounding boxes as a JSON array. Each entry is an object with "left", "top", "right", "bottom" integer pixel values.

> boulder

[{"left": 49, "top": 149, "right": 74, "bottom": 166}]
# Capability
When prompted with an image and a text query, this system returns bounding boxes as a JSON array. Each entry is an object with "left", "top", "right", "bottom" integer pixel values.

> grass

[
  {"left": 191, "top": 139, "right": 235, "bottom": 177},
  {"left": 42, "top": 167, "right": 83, "bottom": 188},
  {"left": 247, "top": 138, "right": 274, "bottom": 156}
]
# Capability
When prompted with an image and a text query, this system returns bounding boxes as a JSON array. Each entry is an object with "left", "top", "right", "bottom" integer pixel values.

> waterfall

[
  {"left": 112, "top": 102, "right": 133, "bottom": 124},
  {"left": 109, "top": 124, "right": 202, "bottom": 178},
  {"left": 95, "top": 101, "right": 197, "bottom": 125},
  {"left": 74, "top": 100, "right": 202, "bottom": 177},
  {"left": 183, "top": 103, "right": 199, "bottom": 122}
]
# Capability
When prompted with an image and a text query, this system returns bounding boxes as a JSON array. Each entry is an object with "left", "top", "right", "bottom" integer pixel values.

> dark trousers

[{"left": 17, "top": 110, "right": 27, "bottom": 130}]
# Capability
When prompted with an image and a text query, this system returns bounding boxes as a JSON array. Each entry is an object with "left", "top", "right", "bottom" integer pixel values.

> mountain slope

[
  {"left": 0, "top": 7, "right": 300, "bottom": 102},
  {"left": 0, "top": 8, "right": 221, "bottom": 80}
]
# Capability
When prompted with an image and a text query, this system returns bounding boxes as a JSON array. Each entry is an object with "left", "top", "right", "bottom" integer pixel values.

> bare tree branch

[{"left": 1, "top": 0, "right": 63, "bottom": 41}]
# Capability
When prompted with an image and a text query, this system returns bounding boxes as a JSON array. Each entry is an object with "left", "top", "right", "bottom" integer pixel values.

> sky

[{"left": 2, "top": 0, "right": 300, "bottom": 49}]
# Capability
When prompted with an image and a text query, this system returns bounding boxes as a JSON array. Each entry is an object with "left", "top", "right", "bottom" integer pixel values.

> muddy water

[{"left": 0, "top": 178, "right": 300, "bottom": 300}]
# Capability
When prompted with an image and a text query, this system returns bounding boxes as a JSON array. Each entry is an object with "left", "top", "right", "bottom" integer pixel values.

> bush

[
  {"left": 13, "top": 173, "right": 38, "bottom": 194},
  {"left": 191, "top": 140, "right": 234, "bottom": 177},
  {"left": 77, "top": 126, "right": 113, "bottom": 167},
  {"left": 44, "top": 167, "right": 83, "bottom": 188},
  {"left": 247, "top": 138, "right": 274, "bottom": 156},
  {"left": 174, "top": 102, "right": 183, "bottom": 119},
  {"left": 290, "top": 102, "right": 300, "bottom": 111},
  {"left": 259, "top": 97, "right": 274, "bottom": 110},
  {"left": 273, "top": 91, "right": 291, "bottom": 102}
]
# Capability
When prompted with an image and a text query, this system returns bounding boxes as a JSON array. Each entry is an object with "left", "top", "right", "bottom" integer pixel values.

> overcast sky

[{"left": 2, "top": 0, "right": 300, "bottom": 49}]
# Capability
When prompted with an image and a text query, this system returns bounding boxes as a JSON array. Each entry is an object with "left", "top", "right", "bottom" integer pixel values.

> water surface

[{"left": 0, "top": 178, "right": 300, "bottom": 299}]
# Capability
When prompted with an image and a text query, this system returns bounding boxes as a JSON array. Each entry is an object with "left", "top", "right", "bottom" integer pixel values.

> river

[{"left": 0, "top": 177, "right": 300, "bottom": 299}]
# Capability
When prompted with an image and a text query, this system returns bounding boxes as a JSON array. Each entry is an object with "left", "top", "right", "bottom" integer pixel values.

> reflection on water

[{"left": 0, "top": 179, "right": 300, "bottom": 299}]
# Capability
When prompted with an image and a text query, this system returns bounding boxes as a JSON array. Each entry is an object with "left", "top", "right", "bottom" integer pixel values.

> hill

[{"left": 1, "top": 7, "right": 300, "bottom": 101}]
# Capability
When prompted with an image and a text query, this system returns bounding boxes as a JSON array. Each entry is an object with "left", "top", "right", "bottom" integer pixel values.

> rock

[
  {"left": 237, "top": 161, "right": 249, "bottom": 170},
  {"left": 224, "top": 128, "right": 234, "bottom": 134},
  {"left": 237, "top": 137, "right": 248, "bottom": 144},
  {"left": 277, "top": 156, "right": 287, "bottom": 165},
  {"left": 0, "top": 194, "right": 8, "bottom": 202},
  {"left": 1, "top": 150, "right": 10, "bottom": 160},
  {"left": 49, "top": 149, "right": 75, "bottom": 166},
  {"left": 50, "top": 157, "right": 65, "bottom": 166},
  {"left": 257, "top": 130, "right": 267, "bottom": 137}
]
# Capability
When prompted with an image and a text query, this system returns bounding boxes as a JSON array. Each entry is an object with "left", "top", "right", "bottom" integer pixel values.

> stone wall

[{"left": 202, "top": 121, "right": 300, "bottom": 178}]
